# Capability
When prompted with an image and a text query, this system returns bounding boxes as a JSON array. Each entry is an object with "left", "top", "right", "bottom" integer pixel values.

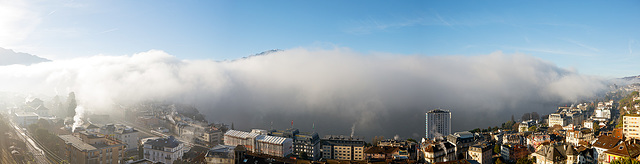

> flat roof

[
  {"left": 14, "top": 112, "right": 39, "bottom": 117},
  {"left": 59, "top": 135, "right": 97, "bottom": 151}
]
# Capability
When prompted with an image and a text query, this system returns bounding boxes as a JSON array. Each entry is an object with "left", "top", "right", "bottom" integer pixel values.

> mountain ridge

[{"left": 0, "top": 47, "right": 50, "bottom": 66}]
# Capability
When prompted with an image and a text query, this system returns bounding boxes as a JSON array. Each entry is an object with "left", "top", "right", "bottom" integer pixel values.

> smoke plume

[{"left": 0, "top": 48, "right": 608, "bottom": 138}]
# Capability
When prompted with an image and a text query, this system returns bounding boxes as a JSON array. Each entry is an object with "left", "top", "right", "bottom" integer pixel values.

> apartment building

[
  {"left": 321, "top": 135, "right": 365, "bottom": 161},
  {"left": 623, "top": 115, "right": 640, "bottom": 140},
  {"left": 58, "top": 132, "right": 126, "bottom": 164},
  {"left": 142, "top": 136, "right": 185, "bottom": 164}
]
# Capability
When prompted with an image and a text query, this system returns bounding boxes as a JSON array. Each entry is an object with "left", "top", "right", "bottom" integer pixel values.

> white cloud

[{"left": 0, "top": 48, "right": 608, "bottom": 137}]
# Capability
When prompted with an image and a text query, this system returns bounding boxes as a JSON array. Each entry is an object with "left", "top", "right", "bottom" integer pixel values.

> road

[{"left": 9, "top": 121, "right": 48, "bottom": 164}]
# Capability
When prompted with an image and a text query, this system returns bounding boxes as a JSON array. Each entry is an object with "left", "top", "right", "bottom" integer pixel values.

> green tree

[
  {"left": 610, "top": 157, "right": 640, "bottom": 164},
  {"left": 494, "top": 144, "right": 501, "bottom": 154},
  {"left": 407, "top": 138, "right": 417, "bottom": 143},
  {"left": 528, "top": 125, "right": 537, "bottom": 132},
  {"left": 495, "top": 157, "right": 504, "bottom": 164}
]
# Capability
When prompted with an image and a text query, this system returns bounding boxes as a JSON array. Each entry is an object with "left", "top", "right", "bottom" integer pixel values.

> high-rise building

[
  {"left": 623, "top": 115, "right": 640, "bottom": 140},
  {"left": 425, "top": 109, "right": 451, "bottom": 139}
]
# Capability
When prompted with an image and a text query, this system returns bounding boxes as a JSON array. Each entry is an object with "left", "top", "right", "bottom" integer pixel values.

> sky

[
  {"left": 0, "top": 1, "right": 639, "bottom": 138},
  {"left": 1, "top": 0, "right": 639, "bottom": 77}
]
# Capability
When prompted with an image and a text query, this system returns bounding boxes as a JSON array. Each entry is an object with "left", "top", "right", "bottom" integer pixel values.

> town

[{"left": 0, "top": 83, "right": 639, "bottom": 164}]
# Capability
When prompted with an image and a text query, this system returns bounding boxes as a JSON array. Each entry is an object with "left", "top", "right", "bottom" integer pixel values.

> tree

[
  {"left": 495, "top": 157, "right": 504, "bottom": 164},
  {"left": 516, "top": 158, "right": 534, "bottom": 164},
  {"left": 407, "top": 138, "right": 417, "bottom": 143},
  {"left": 299, "top": 152, "right": 309, "bottom": 160},
  {"left": 511, "top": 115, "right": 515, "bottom": 122},
  {"left": 531, "top": 112, "right": 540, "bottom": 121},
  {"left": 610, "top": 157, "right": 640, "bottom": 164},
  {"left": 594, "top": 122, "right": 600, "bottom": 134},
  {"left": 494, "top": 144, "right": 501, "bottom": 154},
  {"left": 521, "top": 113, "right": 531, "bottom": 121},
  {"left": 67, "top": 92, "right": 77, "bottom": 118},
  {"left": 528, "top": 126, "right": 537, "bottom": 132}
]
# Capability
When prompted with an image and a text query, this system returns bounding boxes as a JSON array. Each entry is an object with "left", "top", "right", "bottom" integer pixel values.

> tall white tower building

[{"left": 425, "top": 109, "right": 451, "bottom": 140}]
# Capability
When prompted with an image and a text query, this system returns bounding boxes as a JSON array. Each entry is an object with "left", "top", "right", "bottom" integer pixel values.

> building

[
  {"left": 549, "top": 114, "right": 568, "bottom": 127},
  {"left": 502, "top": 133, "right": 524, "bottom": 145},
  {"left": 205, "top": 145, "right": 236, "bottom": 164},
  {"left": 269, "top": 128, "right": 321, "bottom": 160},
  {"left": 566, "top": 129, "right": 594, "bottom": 147},
  {"left": 321, "top": 135, "right": 365, "bottom": 161},
  {"left": 223, "top": 130, "right": 293, "bottom": 157},
  {"left": 255, "top": 135, "right": 293, "bottom": 157},
  {"left": 142, "top": 136, "right": 185, "bottom": 164},
  {"left": 426, "top": 109, "right": 451, "bottom": 139},
  {"left": 584, "top": 119, "right": 594, "bottom": 130},
  {"left": 224, "top": 130, "right": 259, "bottom": 152},
  {"left": 526, "top": 133, "right": 550, "bottom": 150},
  {"left": 500, "top": 144, "right": 529, "bottom": 163},
  {"left": 100, "top": 124, "right": 139, "bottom": 151},
  {"left": 202, "top": 128, "right": 224, "bottom": 146},
  {"left": 422, "top": 139, "right": 455, "bottom": 163},
  {"left": 602, "top": 141, "right": 640, "bottom": 164},
  {"left": 58, "top": 132, "right": 126, "bottom": 164},
  {"left": 530, "top": 144, "right": 577, "bottom": 164},
  {"left": 364, "top": 146, "right": 401, "bottom": 160},
  {"left": 33, "top": 105, "right": 49, "bottom": 117},
  {"left": 467, "top": 142, "right": 492, "bottom": 164},
  {"left": 446, "top": 131, "right": 475, "bottom": 160},
  {"left": 13, "top": 112, "right": 39, "bottom": 126},
  {"left": 623, "top": 115, "right": 640, "bottom": 140},
  {"left": 519, "top": 120, "right": 536, "bottom": 132},
  {"left": 378, "top": 139, "right": 410, "bottom": 148},
  {"left": 592, "top": 135, "right": 621, "bottom": 164}
]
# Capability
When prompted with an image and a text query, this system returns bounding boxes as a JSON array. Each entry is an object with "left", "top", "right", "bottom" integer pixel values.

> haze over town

[{"left": 1, "top": 1, "right": 640, "bottom": 164}]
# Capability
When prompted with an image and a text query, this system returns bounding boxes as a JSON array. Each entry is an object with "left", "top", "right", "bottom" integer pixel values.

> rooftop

[
  {"left": 427, "top": 109, "right": 450, "bottom": 113},
  {"left": 144, "top": 136, "right": 182, "bottom": 149},
  {"left": 322, "top": 135, "right": 364, "bottom": 141},
  {"left": 258, "top": 135, "right": 291, "bottom": 145},
  {"left": 225, "top": 130, "right": 259, "bottom": 139},
  {"left": 13, "top": 112, "right": 38, "bottom": 117},
  {"left": 593, "top": 135, "right": 621, "bottom": 149},
  {"left": 59, "top": 135, "right": 97, "bottom": 151}
]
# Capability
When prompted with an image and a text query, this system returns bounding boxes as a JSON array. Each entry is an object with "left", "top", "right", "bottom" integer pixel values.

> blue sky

[{"left": 1, "top": 0, "right": 639, "bottom": 77}]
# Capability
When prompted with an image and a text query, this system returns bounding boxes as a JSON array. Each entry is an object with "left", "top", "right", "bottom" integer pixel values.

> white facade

[
  {"left": 468, "top": 143, "right": 492, "bottom": 164},
  {"left": 224, "top": 130, "right": 259, "bottom": 152},
  {"left": 116, "top": 129, "right": 139, "bottom": 151},
  {"left": 583, "top": 120, "right": 594, "bottom": 130},
  {"left": 223, "top": 130, "right": 293, "bottom": 157},
  {"left": 548, "top": 114, "right": 566, "bottom": 127},
  {"left": 425, "top": 109, "right": 451, "bottom": 139},
  {"left": 256, "top": 135, "right": 293, "bottom": 157},
  {"left": 142, "top": 136, "right": 184, "bottom": 164}
]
